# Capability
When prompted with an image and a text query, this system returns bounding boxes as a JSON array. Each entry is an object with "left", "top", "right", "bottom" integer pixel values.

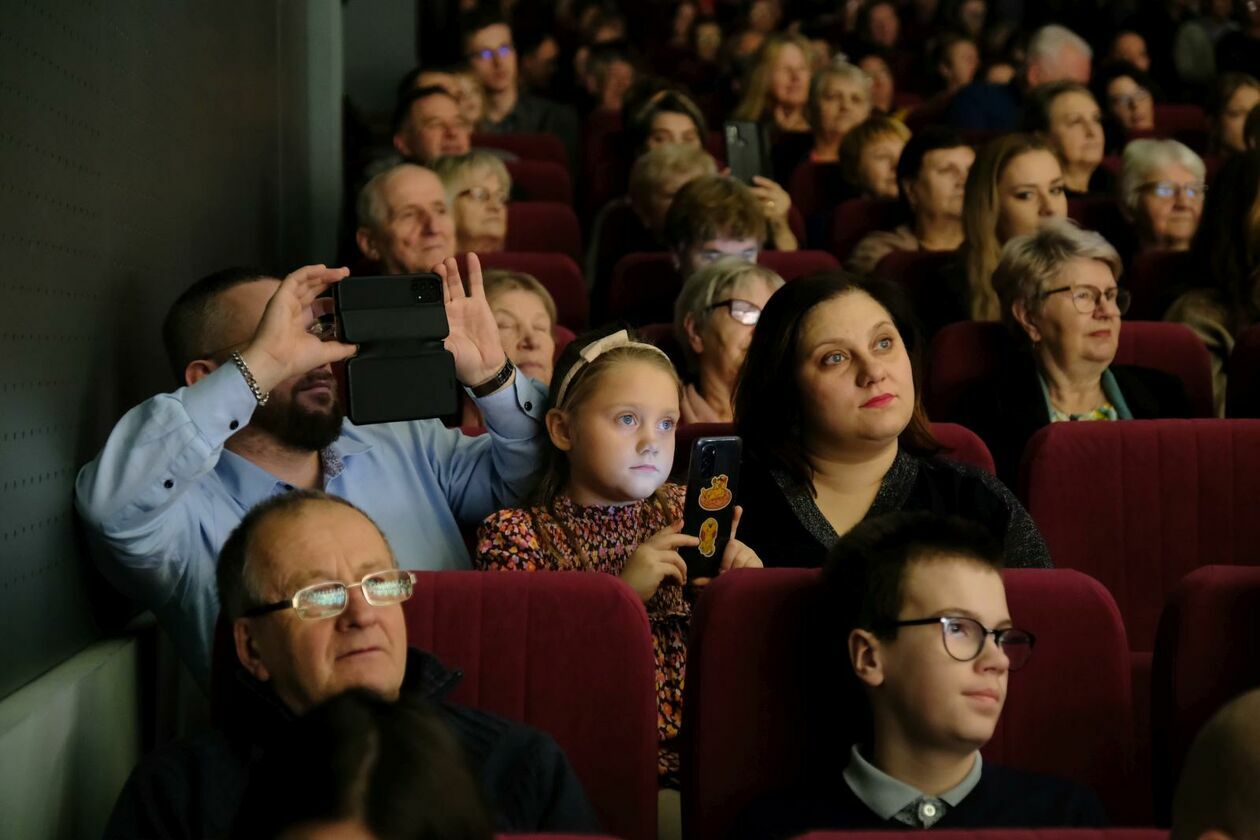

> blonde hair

[
  {"left": 733, "top": 32, "right": 814, "bottom": 122},
  {"left": 482, "top": 269, "right": 557, "bottom": 325},
  {"left": 962, "top": 133, "right": 1058, "bottom": 321},
  {"left": 808, "top": 60, "right": 873, "bottom": 134},
  {"left": 533, "top": 337, "right": 683, "bottom": 566},
  {"left": 673, "top": 257, "right": 785, "bottom": 372},
  {"left": 627, "top": 144, "right": 717, "bottom": 214},
  {"left": 430, "top": 151, "right": 512, "bottom": 205},
  {"left": 839, "top": 116, "right": 912, "bottom": 190},
  {"left": 991, "top": 218, "right": 1122, "bottom": 340}
]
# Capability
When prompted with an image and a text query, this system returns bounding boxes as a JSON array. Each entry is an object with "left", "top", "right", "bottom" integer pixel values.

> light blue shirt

[{"left": 75, "top": 363, "right": 548, "bottom": 689}]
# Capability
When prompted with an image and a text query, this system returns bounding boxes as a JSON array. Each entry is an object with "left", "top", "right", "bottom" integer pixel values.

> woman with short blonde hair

[
  {"left": 673, "top": 257, "right": 784, "bottom": 423},
  {"left": 807, "top": 61, "right": 873, "bottom": 162},
  {"left": 432, "top": 151, "right": 512, "bottom": 253},
  {"left": 960, "top": 218, "right": 1189, "bottom": 482}
]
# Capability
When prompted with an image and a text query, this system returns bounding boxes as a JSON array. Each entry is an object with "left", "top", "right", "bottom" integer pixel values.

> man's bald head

[
  {"left": 162, "top": 267, "right": 279, "bottom": 384},
  {"left": 1172, "top": 688, "right": 1260, "bottom": 840}
]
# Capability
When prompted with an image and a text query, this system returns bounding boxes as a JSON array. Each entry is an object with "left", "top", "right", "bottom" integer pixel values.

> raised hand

[
  {"left": 433, "top": 253, "right": 510, "bottom": 388},
  {"left": 240, "top": 265, "right": 356, "bottom": 393},
  {"left": 749, "top": 176, "right": 792, "bottom": 228},
  {"left": 620, "top": 520, "right": 697, "bottom": 603}
]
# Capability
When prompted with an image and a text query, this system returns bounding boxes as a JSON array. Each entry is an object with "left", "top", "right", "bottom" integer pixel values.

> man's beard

[{"left": 251, "top": 370, "right": 344, "bottom": 452}]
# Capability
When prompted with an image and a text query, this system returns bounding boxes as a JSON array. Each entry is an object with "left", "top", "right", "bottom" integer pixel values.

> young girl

[{"left": 474, "top": 328, "right": 762, "bottom": 785}]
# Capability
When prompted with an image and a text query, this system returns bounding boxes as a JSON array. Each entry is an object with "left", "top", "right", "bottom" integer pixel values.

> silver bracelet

[{"left": 230, "top": 351, "right": 270, "bottom": 406}]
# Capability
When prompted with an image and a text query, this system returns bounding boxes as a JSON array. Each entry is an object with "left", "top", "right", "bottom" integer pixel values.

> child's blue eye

[
  {"left": 659, "top": 418, "right": 676, "bottom": 432},
  {"left": 617, "top": 414, "right": 637, "bottom": 426}
]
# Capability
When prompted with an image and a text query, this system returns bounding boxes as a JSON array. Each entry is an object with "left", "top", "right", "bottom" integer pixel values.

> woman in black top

[{"left": 733, "top": 271, "right": 1050, "bottom": 569}]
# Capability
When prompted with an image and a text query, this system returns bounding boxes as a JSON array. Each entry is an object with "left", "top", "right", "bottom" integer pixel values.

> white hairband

[{"left": 553, "top": 329, "right": 672, "bottom": 407}]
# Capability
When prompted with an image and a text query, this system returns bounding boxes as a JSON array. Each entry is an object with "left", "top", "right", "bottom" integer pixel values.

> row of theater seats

[
  {"left": 430, "top": 418, "right": 1259, "bottom": 836},
  {"left": 213, "top": 559, "right": 1258, "bottom": 838}
]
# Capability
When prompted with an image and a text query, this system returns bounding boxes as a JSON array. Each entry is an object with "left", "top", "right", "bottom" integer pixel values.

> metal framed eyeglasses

[
  {"left": 1039, "top": 284, "right": 1132, "bottom": 315},
  {"left": 890, "top": 616, "right": 1036, "bottom": 670},
  {"left": 1139, "top": 181, "right": 1206, "bottom": 201},
  {"left": 244, "top": 569, "right": 417, "bottom": 621},
  {"left": 707, "top": 298, "right": 763, "bottom": 326}
]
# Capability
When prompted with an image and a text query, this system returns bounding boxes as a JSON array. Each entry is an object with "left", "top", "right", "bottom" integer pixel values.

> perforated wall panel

[{"left": 0, "top": 3, "right": 284, "bottom": 698}]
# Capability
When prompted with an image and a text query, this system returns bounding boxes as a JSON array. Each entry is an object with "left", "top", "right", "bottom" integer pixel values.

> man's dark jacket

[{"left": 102, "top": 648, "right": 602, "bottom": 838}]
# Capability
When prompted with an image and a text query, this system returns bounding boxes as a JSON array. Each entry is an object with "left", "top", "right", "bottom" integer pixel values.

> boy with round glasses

[{"left": 739, "top": 512, "right": 1105, "bottom": 837}]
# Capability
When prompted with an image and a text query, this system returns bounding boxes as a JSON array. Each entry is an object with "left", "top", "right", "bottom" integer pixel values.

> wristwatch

[{"left": 469, "top": 359, "right": 515, "bottom": 398}]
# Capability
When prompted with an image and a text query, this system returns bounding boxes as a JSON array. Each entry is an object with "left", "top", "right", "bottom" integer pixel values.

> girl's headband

[{"left": 553, "top": 330, "right": 673, "bottom": 407}]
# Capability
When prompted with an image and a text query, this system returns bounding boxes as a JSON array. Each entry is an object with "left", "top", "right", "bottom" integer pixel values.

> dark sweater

[
  {"left": 956, "top": 355, "right": 1192, "bottom": 487},
  {"left": 102, "top": 648, "right": 601, "bottom": 839},
  {"left": 736, "top": 449, "right": 1052, "bottom": 570},
  {"left": 735, "top": 763, "right": 1108, "bottom": 839}
]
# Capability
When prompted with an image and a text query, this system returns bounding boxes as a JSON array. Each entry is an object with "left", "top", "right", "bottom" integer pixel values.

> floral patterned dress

[{"left": 474, "top": 483, "right": 689, "bottom": 786}]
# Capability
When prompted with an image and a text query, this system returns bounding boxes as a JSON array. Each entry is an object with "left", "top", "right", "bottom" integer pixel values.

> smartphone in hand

[
  {"left": 680, "top": 436, "right": 743, "bottom": 579},
  {"left": 724, "top": 120, "right": 770, "bottom": 185},
  {"left": 333, "top": 273, "right": 457, "bottom": 424}
]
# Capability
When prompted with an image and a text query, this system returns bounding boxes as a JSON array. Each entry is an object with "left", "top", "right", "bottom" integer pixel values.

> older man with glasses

[{"left": 103, "top": 490, "right": 599, "bottom": 839}]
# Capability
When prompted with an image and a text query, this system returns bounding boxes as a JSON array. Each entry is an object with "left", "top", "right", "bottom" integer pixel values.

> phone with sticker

[{"left": 680, "top": 435, "right": 742, "bottom": 579}]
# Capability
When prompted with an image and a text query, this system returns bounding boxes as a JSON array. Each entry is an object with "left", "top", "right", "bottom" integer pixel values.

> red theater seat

[
  {"left": 1066, "top": 197, "right": 1132, "bottom": 254},
  {"left": 788, "top": 161, "right": 848, "bottom": 221},
  {"left": 1125, "top": 250, "right": 1193, "bottom": 321},
  {"left": 607, "top": 251, "right": 838, "bottom": 326},
  {"left": 683, "top": 568, "right": 1136, "bottom": 839},
  {"left": 637, "top": 321, "right": 686, "bottom": 372},
  {"left": 801, "top": 831, "right": 1167, "bottom": 840},
  {"left": 505, "top": 202, "right": 582, "bottom": 261},
  {"left": 830, "top": 198, "right": 906, "bottom": 262},
  {"left": 926, "top": 321, "right": 1215, "bottom": 422},
  {"left": 1150, "top": 565, "right": 1260, "bottom": 818},
  {"left": 505, "top": 159, "right": 574, "bottom": 204},
  {"left": 404, "top": 572, "right": 658, "bottom": 840},
  {"left": 473, "top": 132, "right": 567, "bottom": 168},
  {"left": 1020, "top": 420, "right": 1260, "bottom": 654},
  {"left": 476, "top": 251, "right": 588, "bottom": 330},
  {"left": 1227, "top": 324, "right": 1260, "bottom": 418}
]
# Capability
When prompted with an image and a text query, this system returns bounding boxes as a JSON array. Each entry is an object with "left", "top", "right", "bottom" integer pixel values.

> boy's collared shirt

[{"left": 843, "top": 744, "right": 984, "bottom": 828}]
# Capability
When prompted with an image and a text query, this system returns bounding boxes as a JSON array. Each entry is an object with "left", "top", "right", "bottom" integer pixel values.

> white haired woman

[
  {"left": 960, "top": 218, "right": 1190, "bottom": 484},
  {"left": 1118, "top": 139, "right": 1207, "bottom": 254},
  {"left": 807, "top": 61, "right": 874, "bottom": 163},
  {"left": 673, "top": 257, "right": 784, "bottom": 423},
  {"left": 432, "top": 151, "right": 512, "bottom": 253}
]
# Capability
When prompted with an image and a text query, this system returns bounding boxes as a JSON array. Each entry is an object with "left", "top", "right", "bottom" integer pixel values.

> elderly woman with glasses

[
  {"left": 432, "top": 151, "right": 511, "bottom": 253},
  {"left": 960, "top": 219, "right": 1189, "bottom": 484},
  {"left": 1118, "top": 138, "right": 1207, "bottom": 254},
  {"left": 673, "top": 257, "right": 784, "bottom": 423}
]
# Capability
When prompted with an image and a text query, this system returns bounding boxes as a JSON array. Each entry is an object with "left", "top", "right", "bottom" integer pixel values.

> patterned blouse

[{"left": 474, "top": 483, "right": 689, "bottom": 786}]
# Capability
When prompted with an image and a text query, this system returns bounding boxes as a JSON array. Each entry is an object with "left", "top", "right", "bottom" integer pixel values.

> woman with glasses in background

[
  {"left": 673, "top": 258, "right": 784, "bottom": 423},
  {"left": 960, "top": 219, "right": 1189, "bottom": 484},
  {"left": 1117, "top": 138, "right": 1206, "bottom": 255},
  {"left": 433, "top": 151, "right": 511, "bottom": 253}
]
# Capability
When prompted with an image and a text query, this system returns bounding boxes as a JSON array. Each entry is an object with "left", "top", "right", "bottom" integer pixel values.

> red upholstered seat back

[
  {"left": 830, "top": 198, "right": 905, "bottom": 261},
  {"left": 1124, "top": 250, "right": 1193, "bottom": 321},
  {"left": 473, "top": 131, "right": 567, "bottom": 167},
  {"left": 788, "top": 161, "right": 848, "bottom": 220},
  {"left": 404, "top": 571, "right": 658, "bottom": 840},
  {"left": 926, "top": 321, "right": 1215, "bottom": 421},
  {"left": 505, "top": 159, "right": 574, "bottom": 204},
  {"left": 607, "top": 251, "right": 838, "bottom": 326},
  {"left": 475, "top": 251, "right": 588, "bottom": 330},
  {"left": 1111, "top": 322, "right": 1214, "bottom": 418},
  {"left": 1021, "top": 420, "right": 1260, "bottom": 652},
  {"left": 505, "top": 202, "right": 582, "bottom": 262},
  {"left": 683, "top": 568, "right": 1135, "bottom": 839},
  {"left": 1227, "top": 324, "right": 1260, "bottom": 418},
  {"left": 800, "top": 831, "right": 1167, "bottom": 840},
  {"left": 1150, "top": 565, "right": 1260, "bottom": 816},
  {"left": 932, "top": 422, "right": 996, "bottom": 474}
]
